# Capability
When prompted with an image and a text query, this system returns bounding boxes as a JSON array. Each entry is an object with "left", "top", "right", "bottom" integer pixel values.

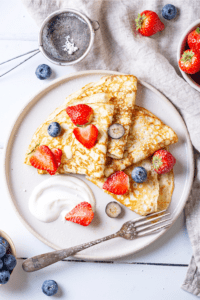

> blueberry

[
  {"left": 48, "top": 122, "right": 61, "bottom": 137},
  {"left": 42, "top": 280, "right": 58, "bottom": 296},
  {"left": 3, "top": 254, "right": 17, "bottom": 271},
  {"left": 162, "top": 4, "right": 177, "bottom": 20},
  {"left": 131, "top": 167, "right": 147, "bottom": 183},
  {"left": 0, "top": 237, "right": 9, "bottom": 251},
  {"left": 35, "top": 64, "right": 52, "bottom": 80},
  {"left": 0, "top": 270, "right": 10, "bottom": 284},
  {"left": 0, "top": 259, "right": 3, "bottom": 270},
  {"left": 0, "top": 244, "right": 6, "bottom": 258}
]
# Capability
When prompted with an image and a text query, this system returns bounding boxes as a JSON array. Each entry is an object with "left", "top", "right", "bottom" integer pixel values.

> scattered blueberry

[
  {"left": 162, "top": 4, "right": 177, "bottom": 20},
  {"left": 47, "top": 122, "right": 61, "bottom": 137},
  {"left": 35, "top": 64, "right": 52, "bottom": 80},
  {"left": 42, "top": 280, "right": 58, "bottom": 296},
  {"left": 0, "top": 237, "right": 9, "bottom": 251},
  {"left": 0, "top": 259, "right": 3, "bottom": 270},
  {"left": 0, "top": 270, "right": 10, "bottom": 284},
  {"left": 131, "top": 167, "right": 147, "bottom": 183},
  {"left": 3, "top": 254, "right": 17, "bottom": 271},
  {"left": 0, "top": 244, "right": 6, "bottom": 258}
]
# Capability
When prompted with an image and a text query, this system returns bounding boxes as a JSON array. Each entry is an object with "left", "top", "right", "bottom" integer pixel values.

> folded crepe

[
  {"left": 105, "top": 106, "right": 178, "bottom": 177},
  {"left": 65, "top": 75, "right": 138, "bottom": 159},
  {"left": 157, "top": 170, "right": 174, "bottom": 211},
  {"left": 87, "top": 158, "right": 174, "bottom": 216},
  {"left": 25, "top": 94, "right": 114, "bottom": 178},
  {"left": 87, "top": 158, "right": 159, "bottom": 215}
]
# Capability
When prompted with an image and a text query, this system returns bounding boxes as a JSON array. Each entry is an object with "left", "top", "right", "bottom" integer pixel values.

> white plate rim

[{"left": 3, "top": 70, "right": 194, "bottom": 260}]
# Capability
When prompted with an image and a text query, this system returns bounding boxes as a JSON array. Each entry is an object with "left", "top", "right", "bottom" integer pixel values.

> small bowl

[
  {"left": 0, "top": 230, "right": 16, "bottom": 280},
  {"left": 39, "top": 9, "right": 100, "bottom": 66},
  {"left": 177, "top": 19, "right": 200, "bottom": 92}
]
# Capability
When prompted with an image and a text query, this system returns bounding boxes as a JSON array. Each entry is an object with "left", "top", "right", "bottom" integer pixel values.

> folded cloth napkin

[{"left": 21, "top": 0, "right": 200, "bottom": 296}]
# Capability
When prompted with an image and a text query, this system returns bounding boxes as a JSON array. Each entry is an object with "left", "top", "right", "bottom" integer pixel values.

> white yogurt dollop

[{"left": 29, "top": 176, "right": 95, "bottom": 223}]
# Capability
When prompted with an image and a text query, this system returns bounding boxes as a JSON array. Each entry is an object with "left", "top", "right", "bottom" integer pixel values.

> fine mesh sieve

[{"left": 0, "top": 9, "right": 100, "bottom": 77}]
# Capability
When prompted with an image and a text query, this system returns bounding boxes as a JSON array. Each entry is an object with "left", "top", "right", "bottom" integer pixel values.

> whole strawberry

[
  {"left": 135, "top": 10, "right": 165, "bottom": 37},
  {"left": 152, "top": 149, "right": 176, "bottom": 174},
  {"left": 179, "top": 49, "right": 200, "bottom": 74},
  {"left": 188, "top": 27, "right": 200, "bottom": 54},
  {"left": 66, "top": 104, "right": 93, "bottom": 127}
]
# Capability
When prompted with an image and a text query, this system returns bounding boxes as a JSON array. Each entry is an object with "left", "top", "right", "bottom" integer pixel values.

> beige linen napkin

[{"left": 21, "top": 0, "right": 200, "bottom": 296}]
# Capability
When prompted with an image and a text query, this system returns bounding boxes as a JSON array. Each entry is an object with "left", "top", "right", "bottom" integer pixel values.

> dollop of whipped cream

[{"left": 29, "top": 176, "right": 95, "bottom": 223}]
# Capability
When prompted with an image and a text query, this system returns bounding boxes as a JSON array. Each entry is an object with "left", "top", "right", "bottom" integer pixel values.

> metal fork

[{"left": 22, "top": 209, "right": 171, "bottom": 272}]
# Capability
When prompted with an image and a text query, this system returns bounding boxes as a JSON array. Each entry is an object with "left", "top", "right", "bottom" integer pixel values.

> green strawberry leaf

[
  {"left": 152, "top": 155, "right": 163, "bottom": 170},
  {"left": 135, "top": 13, "right": 146, "bottom": 31},
  {"left": 196, "top": 27, "right": 200, "bottom": 34},
  {"left": 181, "top": 50, "right": 194, "bottom": 62}
]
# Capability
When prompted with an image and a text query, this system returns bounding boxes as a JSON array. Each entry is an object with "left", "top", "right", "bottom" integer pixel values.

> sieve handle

[
  {"left": 90, "top": 19, "right": 100, "bottom": 31},
  {"left": 0, "top": 49, "right": 40, "bottom": 78}
]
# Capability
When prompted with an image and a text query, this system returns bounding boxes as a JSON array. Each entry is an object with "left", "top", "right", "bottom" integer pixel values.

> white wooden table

[{"left": 0, "top": 1, "right": 196, "bottom": 299}]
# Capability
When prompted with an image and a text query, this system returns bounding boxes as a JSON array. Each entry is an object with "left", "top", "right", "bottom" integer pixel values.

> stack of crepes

[{"left": 25, "top": 75, "right": 178, "bottom": 216}]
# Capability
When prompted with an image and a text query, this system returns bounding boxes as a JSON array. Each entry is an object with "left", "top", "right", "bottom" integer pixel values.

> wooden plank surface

[{"left": 0, "top": 0, "right": 195, "bottom": 299}]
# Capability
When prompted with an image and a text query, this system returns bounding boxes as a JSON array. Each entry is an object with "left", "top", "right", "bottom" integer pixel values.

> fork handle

[{"left": 22, "top": 232, "right": 119, "bottom": 272}]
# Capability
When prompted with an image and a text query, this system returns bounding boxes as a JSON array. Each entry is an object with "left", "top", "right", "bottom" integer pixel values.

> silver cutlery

[{"left": 22, "top": 209, "right": 171, "bottom": 272}]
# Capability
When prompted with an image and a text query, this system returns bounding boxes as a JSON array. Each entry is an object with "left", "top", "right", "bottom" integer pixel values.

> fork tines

[{"left": 133, "top": 210, "right": 172, "bottom": 237}]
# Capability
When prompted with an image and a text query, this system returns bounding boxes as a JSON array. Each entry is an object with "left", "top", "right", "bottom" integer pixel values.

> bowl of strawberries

[{"left": 177, "top": 19, "right": 200, "bottom": 92}]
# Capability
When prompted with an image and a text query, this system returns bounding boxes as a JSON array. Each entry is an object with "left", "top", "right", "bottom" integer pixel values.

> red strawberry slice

[
  {"left": 152, "top": 149, "right": 176, "bottom": 174},
  {"left": 135, "top": 10, "right": 165, "bottom": 37},
  {"left": 30, "top": 145, "right": 58, "bottom": 175},
  {"left": 65, "top": 202, "right": 94, "bottom": 226},
  {"left": 66, "top": 104, "right": 94, "bottom": 126},
  {"left": 103, "top": 171, "right": 129, "bottom": 195},
  {"left": 73, "top": 124, "right": 98, "bottom": 149},
  {"left": 51, "top": 148, "right": 62, "bottom": 168}
]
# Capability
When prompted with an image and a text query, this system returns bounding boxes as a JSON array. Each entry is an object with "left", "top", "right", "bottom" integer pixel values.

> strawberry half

[
  {"left": 179, "top": 50, "right": 200, "bottom": 74},
  {"left": 73, "top": 124, "right": 98, "bottom": 149},
  {"left": 152, "top": 149, "right": 176, "bottom": 174},
  {"left": 103, "top": 171, "right": 129, "bottom": 195},
  {"left": 66, "top": 104, "right": 94, "bottom": 126},
  {"left": 135, "top": 10, "right": 165, "bottom": 37},
  {"left": 65, "top": 202, "right": 94, "bottom": 226},
  {"left": 30, "top": 145, "right": 58, "bottom": 175}
]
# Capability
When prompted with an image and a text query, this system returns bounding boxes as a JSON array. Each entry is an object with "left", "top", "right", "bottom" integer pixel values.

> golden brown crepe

[
  {"left": 25, "top": 96, "right": 114, "bottom": 178},
  {"left": 65, "top": 75, "right": 138, "bottom": 159},
  {"left": 105, "top": 106, "right": 178, "bottom": 177}
]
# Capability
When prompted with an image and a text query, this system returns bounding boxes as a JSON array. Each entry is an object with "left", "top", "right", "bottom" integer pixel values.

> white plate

[{"left": 3, "top": 70, "right": 194, "bottom": 260}]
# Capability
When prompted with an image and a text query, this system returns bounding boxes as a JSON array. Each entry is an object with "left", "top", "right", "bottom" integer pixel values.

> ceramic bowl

[
  {"left": 177, "top": 19, "right": 200, "bottom": 92},
  {"left": 0, "top": 230, "right": 16, "bottom": 281}
]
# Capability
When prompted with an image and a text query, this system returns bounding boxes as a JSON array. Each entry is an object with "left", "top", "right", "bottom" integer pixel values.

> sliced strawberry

[
  {"left": 65, "top": 202, "right": 94, "bottom": 226},
  {"left": 103, "top": 171, "right": 129, "bottom": 195},
  {"left": 66, "top": 104, "right": 94, "bottom": 126},
  {"left": 51, "top": 148, "right": 62, "bottom": 168},
  {"left": 30, "top": 145, "right": 58, "bottom": 175},
  {"left": 73, "top": 124, "right": 98, "bottom": 149}
]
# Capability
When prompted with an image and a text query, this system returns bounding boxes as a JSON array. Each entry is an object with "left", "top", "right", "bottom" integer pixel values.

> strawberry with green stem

[
  {"left": 179, "top": 49, "right": 200, "bottom": 74},
  {"left": 135, "top": 10, "right": 165, "bottom": 37}
]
